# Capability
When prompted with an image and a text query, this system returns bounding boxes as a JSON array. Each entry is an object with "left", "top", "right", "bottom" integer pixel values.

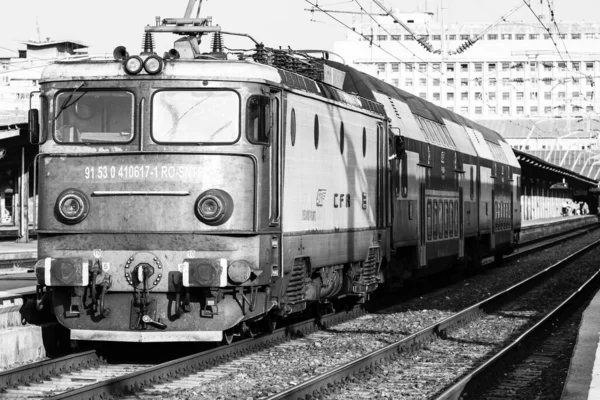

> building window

[
  {"left": 433, "top": 35, "right": 441, "bottom": 40},
  {"left": 572, "top": 33, "right": 581, "bottom": 39},
  {"left": 447, "top": 78, "right": 454, "bottom": 85},
  {"left": 530, "top": 91, "right": 538, "bottom": 99},
  {"left": 392, "top": 79, "right": 399, "bottom": 86},
  {"left": 475, "top": 63, "right": 482, "bottom": 72},
  {"left": 544, "top": 62, "right": 553, "bottom": 71},
  {"left": 489, "top": 106, "right": 496, "bottom": 114},
  {"left": 502, "top": 78, "right": 510, "bottom": 86},
  {"left": 587, "top": 105, "right": 594, "bottom": 112},
  {"left": 377, "top": 35, "right": 387, "bottom": 41},
  {"left": 572, "top": 62, "right": 580, "bottom": 71},
  {"left": 391, "top": 63, "right": 399, "bottom": 72},
  {"left": 587, "top": 91, "right": 594, "bottom": 98},
  {"left": 391, "top": 35, "right": 401, "bottom": 41},
  {"left": 447, "top": 63, "right": 455, "bottom": 72},
  {"left": 488, "top": 63, "right": 496, "bottom": 72},
  {"left": 364, "top": 35, "right": 373, "bottom": 41},
  {"left": 447, "top": 92, "right": 455, "bottom": 100},
  {"left": 419, "top": 93, "right": 427, "bottom": 99},
  {"left": 587, "top": 62, "right": 594, "bottom": 71},
  {"left": 406, "top": 63, "right": 413, "bottom": 71},
  {"left": 544, "top": 91, "right": 551, "bottom": 100},
  {"left": 377, "top": 63, "right": 386, "bottom": 72},
  {"left": 517, "top": 106, "right": 524, "bottom": 114},
  {"left": 531, "top": 106, "right": 538, "bottom": 114},
  {"left": 517, "top": 92, "right": 524, "bottom": 100},
  {"left": 448, "top": 34, "right": 456, "bottom": 40},
  {"left": 558, "top": 91, "right": 566, "bottom": 99},
  {"left": 460, "top": 34, "right": 469, "bottom": 40},
  {"left": 405, "top": 78, "right": 413, "bottom": 86},
  {"left": 558, "top": 62, "right": 566, "bottom": 71},
  {"left": 502, "top": 92, "right": 510, "bottom": 100},
  {"left": 502, "top": 106, "right": 510, "bottom": 115},
  {"left": 502, "top": 34, "right": 512, "bottom": 40},
  {"left": 488, "top": 34, "right": 498, "bottom": 40},
  {"left": 544, "top": 78, "right": 552, "bottom": 86},
  {"left": 573, "top": 91, "right": 580, "bottom": 98},
  {"left": 488, "top": 92, "right": 496, "bottom": 100},
  {"left": 586, "top": 33, "right": 596, "bottom": 39},
  {"left": 559, "top": 34, "right": 566, "bottom": 39},
  {"left": 544, "top": 33, "right": 552, "bottom": 39},
  {"left": 405, "top": 35, "right": 414, "bottom": 40},
  {"left": 489, "top": 78, "right": 497, "bottom": 86},
  {"left": 460, "top": 63, "right": 468, "bottom": 72},
  {"left": 475, "top": 106, "right": 482, "bottom": 114},
  {"left": 516, "top": 34, "right": 525, "bottom": 40},
  {"left": 433, "top": 93, "right": 440, "bottom": 100},
  {"left": 530, "top": 34, "right": 539, "bottom": 40},
  {"left": 544, "top": 106, "right": 552, "bottom": 113},
  {"left": 419, "top": 63, "right": 427, "bottom": 72},
  {"left": 432, "top": 63, "right": 440, "bottom": 71},
  {"left": 475, "top": 92, "right": 482, "bottom": 100},
  {"left": 419, "top": 78, "right": 427, "bottom": 86},
  {"left": 461, "top": 92, "right": 468, "bottom": 100},
  {"left": 502, "top": 62, "right": 510, "bottom": 71},
  {"left": 433, "top": 79, "right": 440, "bottom": 86},
  {"left": 460, "top": 106, "right": 469, "bottom": 114},
  {"left": 530, "top": 62, "right": 537, "bottom": 72},
  {"left": 461, "top": 78, "right": 468, "bottom": 86},
  {"left": 447, "top": 106, "right": 454, "bottom": 111}
]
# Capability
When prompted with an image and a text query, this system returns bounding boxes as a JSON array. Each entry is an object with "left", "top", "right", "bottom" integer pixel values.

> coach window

[
  {"left": 454, "top": 201, "right": 458, "bottom": 236},
  {"left": 470, "top": 166, "right": 474, "bottom": 200},
  {"left": 433, "top": 200, "right": 439, "bottom": 239},
  {"left": 314, "top": 115, "right": 320, "bottom": 149},
  {"left": 290, "top": 108, "right": 296, "bottom": 146},
  {"left": 247, "top": 95, "right": 270, "bottom": 144},
  {"left": 401, "top": 156, "right": 408, "bottom": 198},
  {"left": 444, "top": 201, "right": 449, "bottom": 237},
  {"left": 340, "top": 122, "right": 345, "bottom": 154},
  {"left": 362, "top": 127, "right": 367, "bottom": 157},
  {"left": 449, "top": 201, "right": 453, "bottom": 237},
  {"left": 427, "top": 200, "right": 432, "bottom": 240}
]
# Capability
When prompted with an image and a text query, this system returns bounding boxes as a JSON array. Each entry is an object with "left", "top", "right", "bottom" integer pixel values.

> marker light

[
  {"left": 37, "top": 257, "right": 90, "bottom": 287},
  {"left": 55, "top": 189, "right": 89, "bottom": 225},
  {"left": 181, "top": 258, "right": 228, "bottom": 287},
  {"left": 143, "top": 54, "right": 164, "bottom": 75},
  {"left": 124, "top": 56, "right": 144, "bottom": 75},
  {"left": 195, "top": 189, "right": 234, "bottom": 226}
]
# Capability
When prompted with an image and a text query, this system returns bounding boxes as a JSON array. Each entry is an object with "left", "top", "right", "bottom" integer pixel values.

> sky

[{"left": 0, "top": 0, "right": 599, "bottom": 56}]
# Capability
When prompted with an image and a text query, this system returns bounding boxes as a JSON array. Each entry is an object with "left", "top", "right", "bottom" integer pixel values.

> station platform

[{"left": 562, "top": 289, "right": 600, "bottom": 399}]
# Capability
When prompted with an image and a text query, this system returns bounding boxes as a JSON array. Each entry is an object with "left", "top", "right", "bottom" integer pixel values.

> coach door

[{"left": 458, "top": 177, "right": 465, "bottom": 258}]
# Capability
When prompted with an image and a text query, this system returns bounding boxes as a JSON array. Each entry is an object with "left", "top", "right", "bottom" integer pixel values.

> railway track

[
  {"left": 267, "top": 239, "right": 600, "bottom": 399},
  {"left": 0, "top": 224, "right": 598, "bottom": 399}
]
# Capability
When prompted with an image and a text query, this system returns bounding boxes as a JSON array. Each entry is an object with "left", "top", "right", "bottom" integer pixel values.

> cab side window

[{"left": 247, "top": 96, "right": 270, "bottom": 144}]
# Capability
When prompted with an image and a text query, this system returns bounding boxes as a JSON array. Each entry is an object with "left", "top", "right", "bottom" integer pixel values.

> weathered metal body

[{"left": 30, "top": 36, "right": 519, "bottom": 342}]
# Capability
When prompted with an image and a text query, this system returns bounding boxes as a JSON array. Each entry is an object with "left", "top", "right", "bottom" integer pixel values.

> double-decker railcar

[{"left": 28, "top": 1, "right": 520, "bottom": 343}]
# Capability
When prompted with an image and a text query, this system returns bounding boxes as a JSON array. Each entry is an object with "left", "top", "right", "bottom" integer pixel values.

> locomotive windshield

[
  {"left": 152, "top": 90, "right": 239, "bottom": 144},
  {"left": 54, "top": 91, "right": 134, "bottom": 143}
]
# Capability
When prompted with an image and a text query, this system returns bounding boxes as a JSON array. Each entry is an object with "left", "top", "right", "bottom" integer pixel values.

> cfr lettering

[{"left": 333, "top": 193, "right": 351, "bottom": 208}]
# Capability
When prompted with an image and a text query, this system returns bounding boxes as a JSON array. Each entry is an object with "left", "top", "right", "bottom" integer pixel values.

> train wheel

[{"left": 222, "top": 328, "right": 235, "bottom": 345}]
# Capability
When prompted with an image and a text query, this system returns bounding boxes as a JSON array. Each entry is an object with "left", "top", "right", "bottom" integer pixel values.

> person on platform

[{"left": 562, "top": 200, "right": 569, "bottom": 217}]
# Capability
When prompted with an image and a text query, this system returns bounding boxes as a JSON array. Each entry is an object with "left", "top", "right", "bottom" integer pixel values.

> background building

[
  {"left": 333, "top": 6, "right": 600, "bottom": 178},
  {"left": 0, "top": 39, "right": 87, "bottom": 240}
]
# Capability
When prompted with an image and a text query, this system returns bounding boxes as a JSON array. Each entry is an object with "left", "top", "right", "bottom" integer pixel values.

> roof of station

[{"left": 515, "top": 148, "right": 598, "bottom": 186}]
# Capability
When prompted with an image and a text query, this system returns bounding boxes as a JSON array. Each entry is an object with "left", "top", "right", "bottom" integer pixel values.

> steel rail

[
  {"left": 39, "top": 306, "right": 363, "bottom": 399},
  {"left": 0, "top": 351, "right": 99, "bottom": 391},
  {"left": 265, "top": 238, "right": 600, "bottom": 400}
]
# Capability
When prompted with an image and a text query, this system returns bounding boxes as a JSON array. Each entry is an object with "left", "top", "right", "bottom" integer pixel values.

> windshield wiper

[{"left": 54, "top": 82, "right": 88, "bottom": 120}]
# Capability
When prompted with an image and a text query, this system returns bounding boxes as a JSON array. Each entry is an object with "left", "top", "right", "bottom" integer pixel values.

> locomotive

[{"left": 28, "top": 0, "right": 520, "bottom": 343}]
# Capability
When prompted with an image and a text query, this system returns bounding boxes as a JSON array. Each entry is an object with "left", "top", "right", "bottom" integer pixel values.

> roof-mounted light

[
  {"left": 144, "top": 54, "right": 164, "bottom": 75},
  {"left": 124, "top": 56, "right": 144, "bottom": 75}
]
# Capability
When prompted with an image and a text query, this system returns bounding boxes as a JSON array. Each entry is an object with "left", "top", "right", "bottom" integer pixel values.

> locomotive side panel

[{"left": 281, "top": 91, "right": 383, "bottom": 270}]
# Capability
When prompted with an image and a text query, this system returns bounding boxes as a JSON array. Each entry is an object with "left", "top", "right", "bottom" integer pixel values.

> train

[{"left": 27, "top": 1, "right": 520, "bottom": 344}]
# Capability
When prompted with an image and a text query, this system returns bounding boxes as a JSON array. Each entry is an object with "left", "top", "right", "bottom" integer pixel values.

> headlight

[
  {"left": 228, "top": 260, "right": 252, "bottom": 284},
  {"left": 195, "top": 189, "right": 234, "bottom": 226},
  {"left": 124, "top": 56, "right": 143, "bottom": 75},
  {"left": 55, "top": 189, "right": 89, "bottom": 224},
  {"left": 143, "top": 54, "right": 164, "bottom": 75}
]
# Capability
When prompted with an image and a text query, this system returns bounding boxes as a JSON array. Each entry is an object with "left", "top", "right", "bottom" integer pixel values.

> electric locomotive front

[{"left": 32, "top": 54, "right": 284, "bottom": 343}]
